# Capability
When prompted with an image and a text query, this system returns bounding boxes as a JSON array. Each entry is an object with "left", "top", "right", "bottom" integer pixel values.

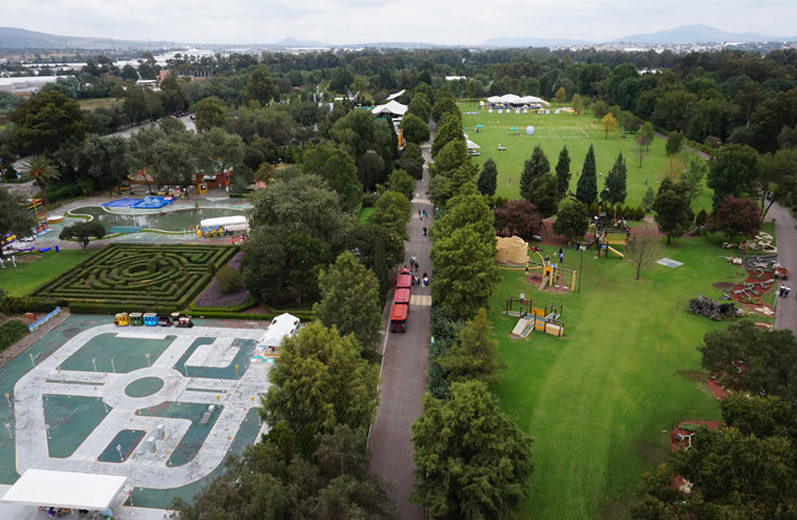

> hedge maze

[{"left": 31, "top": 244, "right": 237, "bottom": 312}]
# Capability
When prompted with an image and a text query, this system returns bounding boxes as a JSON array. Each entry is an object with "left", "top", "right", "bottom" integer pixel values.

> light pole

[{"left": 578, "top": 245, "right": 585, "bottom": 293}]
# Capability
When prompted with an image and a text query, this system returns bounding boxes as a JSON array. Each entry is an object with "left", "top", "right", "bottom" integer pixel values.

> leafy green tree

[
  {"left": 411, "top": 380, "right": 533, "bottom": 519},
  {"left": 431, "top": 95, "right": 459, "bottom": 123},
  {"left": 665, "top": 130, "right": 685, "bottom": 158},
  {"left": 707, "top": 144, "right": 761, "bottom": 209},
  {"left": 59, "top": 221, "right": 105, "bottom": 251},
  {"left": 0, "top": 188, "right": 36, "bottom": 242},
  {"left": 150, "top": 138, "right": 196, "bottom": 187},
  {"left": 553, "top": 200, "right": 589, "bottom": 245},
  {"left": 244, "top": 66, "right": 279, "bottom": 105},
  {"left": 314, "top": 251, "right": 382, "bottom": 354},
  {"left": 23, "top": 155, "right": 60, "bottom": 205},
  {"left": 721, "top": 393, "right": 796, "bottom": 440},
  {"left": 301, "top": 144, "right": 363, "bottom": 213},
  {"left": 263, "top": 321, "right": 379, "bottom": 434},
  {"left": 603, "top": 152, "right": 627, "bottom": 204},
  {"left": 653, "top": 183, "right": 693, "bottom": 244},
  {"left": 406, "top": 92, "right": 431, "bottom": 121},
  {"left": 431, "top": 138, "right": 468, "bottom": 178},
  {"left": 520, "top": 145, "right": 550, "bottom": 200},
  {"left": 700, "top": 320, "right": 797, "bottom": 403},
  {"left": 386, "top": 169, "right": 415, "bottom": 202},
  {"left": 197, "top": 127, "right": 244, "bottom": 179},
  {"left": 527, "top": 174, "right": 560, "bottom": 218},
  {"left": 707, "top": 195, "right": 761, "bottom": 241},
  {"left": 642, "top": 187, "right": 656, "bottom": 211},
  {"left": 636, "top": 122, "right": 655, "bottom": 167},
  {"left": 477, "top": 158, "right": 497, "bottom": 196},
  {"left": 576, "top": 145, "right": 598, "bottom": 204},
  {"left": 601, "top": 113, "right": 618, "bottom": 139},
  {"left": 437, "top": 309, "right": 498, "bottom": 384},
  {"left": 434, "top": 187, "right": 495, "bottom": 244},
  {"left": 431, "top": 225, "right": 499, "bottom": 320},
  {"left": 172, "top": 425, "right": 397, "bottom": 520},
  {"left": 399, "top": 113, "right": 430, "bottom": 144},
  {"left": 9, "top": 90, "right": 86, "bottom": 155},
  {"left": 554, "top": 86, "right": 567, "bottom": 103},
  {"left": 571, "top": 93, "right": 583, "bottom": 114},
  {"left": 370, "top": 190, "right": 411, "bottom": 242},
  {"left": 194, "top": 96, "right": 227, "bottom": 131},
  {"left": 249, "top": 174, "right": 353, "bottom": 250},
  {"left": 80, "top": 136, "right": 135, "bottom": 195},
  {"left": 431, "top": 114, "right": 464, "bottom": 158},
  {"left": 555, "top": 146, "right": 571, "bottom": 198}
]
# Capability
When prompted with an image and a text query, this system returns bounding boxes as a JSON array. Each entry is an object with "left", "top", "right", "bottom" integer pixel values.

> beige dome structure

[{"left": 495, "top": 235, "right": 528, "bottom": 265}]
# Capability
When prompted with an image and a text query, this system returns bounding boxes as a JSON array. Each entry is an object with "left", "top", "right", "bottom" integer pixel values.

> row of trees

[{"left": 412, "top": 91, "right": 534, "bottom": 519}]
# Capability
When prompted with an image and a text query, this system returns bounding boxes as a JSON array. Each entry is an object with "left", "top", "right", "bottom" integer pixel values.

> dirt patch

[
  {"left": 712, "top": 281, "right": 735, "bottom": 289},
  {"left": 13, "top": 254, "right": 42, "bottom": 264},
  {"left": 676, "top": 369, "right": 707, "bottom": 382},
  {"left": 706, "top": 378, "right": 727, "bottom": 400}
]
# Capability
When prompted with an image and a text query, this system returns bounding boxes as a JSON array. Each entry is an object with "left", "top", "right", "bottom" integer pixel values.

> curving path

[{"left": 769, "top": 202, "right": 797, "bottom": 334}]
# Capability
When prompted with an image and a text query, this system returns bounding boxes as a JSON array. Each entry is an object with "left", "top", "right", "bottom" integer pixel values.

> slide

[
  {"left": 607, "top": 246, "right": 624, "bottom": 259},
  {"left": 538, "top": 274, "right": 549, "bottom": 290},
  {"left": 511, "top": 316, "right": 535, "bottom": 337}
]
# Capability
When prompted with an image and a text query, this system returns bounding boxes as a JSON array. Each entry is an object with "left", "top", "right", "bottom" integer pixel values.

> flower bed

[{"left": 193, "top": 253, "right": 253, "bottom": 309}]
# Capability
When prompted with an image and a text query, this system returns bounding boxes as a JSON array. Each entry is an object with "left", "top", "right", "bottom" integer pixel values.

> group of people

[
  {"left": 408, "top": 255, "right": 430, "bottom": 286},
  {"left": 778, "top": 285, "right": 792, "bottom": 298}
]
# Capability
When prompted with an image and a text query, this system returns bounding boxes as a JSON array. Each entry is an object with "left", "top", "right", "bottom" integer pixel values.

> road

[
  {"left": 770, "top": 202, "right": 797, "bottom": 334},
  {"left": 369, "top": 143, "right": 433, "bottom": 519}
]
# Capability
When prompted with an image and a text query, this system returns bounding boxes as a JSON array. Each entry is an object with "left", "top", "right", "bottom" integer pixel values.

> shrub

[
  {"left": 216, "top": 266, "right": 243, "bottom": 295},
  {"left": 0, "top": 320, "right": 28, "bottom": 353}
]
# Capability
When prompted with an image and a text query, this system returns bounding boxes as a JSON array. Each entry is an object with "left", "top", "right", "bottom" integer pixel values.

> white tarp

[
  {"left": 200, "top": 215, "right": 247, "bottom": 228},
  {"left": 1, "top": 469, "right": 127, "bottom": 510},
  {"left": 371, "top": 100, "right": 408, "bottom": 117}
]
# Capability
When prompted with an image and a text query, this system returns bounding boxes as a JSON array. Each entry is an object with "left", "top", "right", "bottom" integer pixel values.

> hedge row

[
  {"left": 0, "top": 320, "right": 29, "bottom": 354},
  {"left": 190, "top": 299, "right": 257, "bottom": 313}
]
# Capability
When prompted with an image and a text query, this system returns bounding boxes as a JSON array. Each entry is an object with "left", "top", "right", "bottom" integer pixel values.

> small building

[{"left": 259, "top": 313, "right": 301, "bottom": 353}]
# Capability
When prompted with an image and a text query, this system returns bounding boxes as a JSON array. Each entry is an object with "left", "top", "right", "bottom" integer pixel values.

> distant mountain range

[
  {"left": 0, "top": 27, "right": 176, "bottom": 50},
  {"left": 0, "top": 24, "right": 796, "bottom": 52},
  {"left": 612, "top": 24, "right": 797, "bottom": 44}
]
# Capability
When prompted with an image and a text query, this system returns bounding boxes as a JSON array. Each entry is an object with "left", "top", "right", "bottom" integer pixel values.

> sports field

[
  {"left": 489, "top": 234, "right": 746, "bottom": 518},
  {"left": 459, "top": 102, "right": 713, "bottom": 214}
]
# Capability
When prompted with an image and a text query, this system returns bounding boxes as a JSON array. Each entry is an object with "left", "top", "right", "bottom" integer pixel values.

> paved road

[
  {"left": 369, "top": 144, "right": 433, "bottom": 520},
  {"left": 770, "top": 202, "right": 797, "bottom": 333}
]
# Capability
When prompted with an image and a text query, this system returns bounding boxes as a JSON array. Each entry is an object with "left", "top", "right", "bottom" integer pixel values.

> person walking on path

[{"left": 559, "top": 248, "right": 564, "bottom": 264}]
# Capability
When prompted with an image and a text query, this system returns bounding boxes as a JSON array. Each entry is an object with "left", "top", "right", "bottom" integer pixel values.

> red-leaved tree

[{"left": 707, "top": 195, "right": 761, "bottom": 241}]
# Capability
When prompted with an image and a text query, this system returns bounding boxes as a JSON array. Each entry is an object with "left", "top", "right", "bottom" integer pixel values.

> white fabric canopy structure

[
  {"left": 466, "top": 139, "right": 481, "bottom": 150},
  {"left": 371, "top": 100, "right": 408, "bottom": 117},
  {"left": 386, "top": 89, "right": 405, "bottom": 101},
  {"left": 260, "top": 313, "right": 301, "bottom": 348},
  {"left": 1, "top": 469, "right": 127, "bottom": 510},
  {"left": 486, "top": 94, "right": 550, "bottom": 107},
  {"left": 200, "top": 215, "right": 247, "bottom": 228}
]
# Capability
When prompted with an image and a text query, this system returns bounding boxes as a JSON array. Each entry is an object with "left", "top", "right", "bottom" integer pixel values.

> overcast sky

[{"left": 5, "top": 0, "right": 797, "bottom": 45}]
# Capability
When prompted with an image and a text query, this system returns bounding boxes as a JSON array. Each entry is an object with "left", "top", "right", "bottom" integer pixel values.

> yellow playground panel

[{"left": 505, "top": 297, "right": 564, "bottom": 338}]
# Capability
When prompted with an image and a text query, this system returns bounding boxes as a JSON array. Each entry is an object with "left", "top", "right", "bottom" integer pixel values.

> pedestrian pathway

[
  {"left": 770, "top": 202, "right": 797, "bottom": 334},
  {"left": 369, "top": 143, "right": 434, "bottom": 520}
]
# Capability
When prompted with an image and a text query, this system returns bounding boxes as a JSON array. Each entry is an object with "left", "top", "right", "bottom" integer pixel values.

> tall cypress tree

[
  {"left": 555, "top": 146, "right": 571, "bottom": 198},
  {"left": 520, "top": 145, "right": 550, "bottom": 200},
  {"left": 477, "top": 158, "right": 498, "bottom": 196},
  {"left": 603, "top": 152, "right": 627, "bottom": 204},
  {"left": 576, "top": 145, "right": 597, "bottom": 204}
]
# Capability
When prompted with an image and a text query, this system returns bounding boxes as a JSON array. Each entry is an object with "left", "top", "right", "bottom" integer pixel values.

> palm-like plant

[{"left": 24, "top": 155, "right": 60, "bottom": 205}]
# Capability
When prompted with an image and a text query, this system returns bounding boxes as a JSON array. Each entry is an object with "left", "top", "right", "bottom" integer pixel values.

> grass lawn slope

[
  {"left": 0, "top": 250, "right": 92, "bottom": 296},
  {"left": 490, "top": 236, "right": 741, "bottom": 518}
]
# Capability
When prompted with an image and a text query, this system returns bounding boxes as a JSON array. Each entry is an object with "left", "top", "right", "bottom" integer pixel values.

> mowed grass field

[
  {"left": 78, "top": 97, "right": 123, "bottom": 111},
  {"left": 489, "top": 234, "right": 745, "bottom": 518},
  {"left": 459, "top": 102, "right": 713, "bottom": 214},
  {"left": 0, "top": 250, "right": 93, "bottom": 296}
]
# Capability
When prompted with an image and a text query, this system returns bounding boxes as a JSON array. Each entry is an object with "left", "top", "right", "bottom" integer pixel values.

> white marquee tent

[
  {"left": 486, "top": 94, "right": 550, "bottom": 107},
  {"left": 371, "top": 100, "right": 408, "bottom": 117},
  {"left": 1, "top": 469, "right": 127, "bottom": 511}
]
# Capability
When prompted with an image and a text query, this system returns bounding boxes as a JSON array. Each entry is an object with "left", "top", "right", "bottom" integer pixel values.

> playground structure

[
  {"left": 28, "top": 198, "right": 48, "bottom": 234},
  {"left": 493, "top": 235, "right": 579, "bottom": 292},
  {"left": 504, "top": 296, "right": 564, "bottom": 338},
  {"left": 593, "top": 226, "right": 630, "bottom": 259}
]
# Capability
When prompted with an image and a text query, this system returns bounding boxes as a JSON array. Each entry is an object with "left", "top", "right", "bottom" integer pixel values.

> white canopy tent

[
  {"left": 386, "top": 89, "right": 406, "bottom": 101},
  {"left": 485, "top": 94, "right": 550, "bottom": 107},
  {"left": 466, "top": 139, "right": 481, "bottom": 150},
  {"left": 259, "top": 313, "right": 301, "bottom": 350},
  {"left": 1, "top": 469, "right": 127, "bottom": 511},
  {"left": 371, "top": 100, "right": 408, "bottom": 117}
]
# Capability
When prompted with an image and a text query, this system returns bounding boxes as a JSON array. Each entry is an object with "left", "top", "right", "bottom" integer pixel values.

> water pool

[{"left": 68, "top": 205, "right": 251, "bottom": 233}]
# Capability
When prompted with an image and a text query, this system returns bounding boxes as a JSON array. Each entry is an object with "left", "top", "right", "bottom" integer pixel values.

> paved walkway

[
  {"left": 770, "top": 202, "right": 797, "bottom": 334},
  {"left": 369, "top": 143, "right": 434, "bottom": 520},
  {"left": 13, "top": 324, "right": 270, "bottom": 489}
]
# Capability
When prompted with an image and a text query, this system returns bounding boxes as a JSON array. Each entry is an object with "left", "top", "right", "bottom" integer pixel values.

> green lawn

[
  {"left": 78, "top": 97, "right": 123, "bottom": 111},
  {"left": 459, "top": 102, "right": 713, "bottom": 214},
  {"left": 359, "top": 207, "right": 374, "bottom": 223},
  {"left": 0, "top": 250, "right": 93, "bottom": 296},
  {"left": 489, "top": 235, "right": 745, "bottom": 518}
]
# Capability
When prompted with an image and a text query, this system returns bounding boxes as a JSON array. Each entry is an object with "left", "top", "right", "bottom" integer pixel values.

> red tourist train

[{"left": 390, "top": 268, "right": 412, "bottom": 332}]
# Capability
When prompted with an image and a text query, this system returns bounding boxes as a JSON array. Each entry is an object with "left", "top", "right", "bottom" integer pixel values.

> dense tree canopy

[
  {"left": 9, "top": 90, "right": 87, "bottom": 155},
  {"left": 576, "top": 145, "right": 598, "bottom": 204}
]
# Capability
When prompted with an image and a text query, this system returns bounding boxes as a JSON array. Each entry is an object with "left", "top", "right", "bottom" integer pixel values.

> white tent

[
  {"left": 499, "top": 94, "right": 522, "bottom": 104},
  {"left": 1, "top": 469, "right": 127, "bottom": 511},
  {"left": 466, "top": 139, "right": 481, "bottom": 150},
  {"left": 386, "top": 89, "right": 406, "bottom": 101},
  {"left": 200, "top": 215, "right": 248, "bottom": 229},
  {"left": 486, "top": 94, "right": 550, "bottom": 107},
  {"left": 259, "top": 313, "right": 301, "bottom": 349},
  {"left": 371, "top": 100, "right": 408, "bottom": 117}
]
